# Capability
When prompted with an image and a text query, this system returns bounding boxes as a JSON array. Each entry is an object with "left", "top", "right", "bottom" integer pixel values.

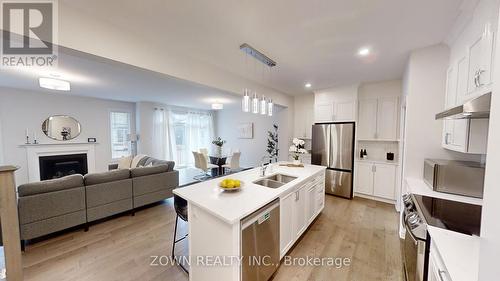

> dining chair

[
  {"left": 222, "top": 152, "right": 241, "bottom": 173},
  {"left": 194, "top": 152, "right": 218, "bottom": 180},
  {"left": 199, "top": 148, "right": 209, "bottom": 160},
  {"left": 172, "top": 195, "right": 189, "bottom": 274}
]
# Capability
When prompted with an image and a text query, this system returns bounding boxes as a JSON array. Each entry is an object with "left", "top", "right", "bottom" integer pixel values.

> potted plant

[
  {"left": 212, "top": 137, "right": 226, "bottom": 157},
  {"left": 289, "top": 138, "right": 307, "bottom": 165}
]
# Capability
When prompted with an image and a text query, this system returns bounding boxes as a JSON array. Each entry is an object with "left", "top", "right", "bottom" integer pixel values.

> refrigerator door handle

[{"left": 326, "top": 126, "right": 331, "bottom": 167}]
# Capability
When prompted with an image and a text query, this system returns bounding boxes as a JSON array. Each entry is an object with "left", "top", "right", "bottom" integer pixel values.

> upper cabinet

[
  {"left": 358, "top": 97, "right": 399, "bottom": 141},
  {"left": 466, "top": 23, "right": 495, "bottom": 100},
  {"left": 314, "top": 84, "right": 358, "bottom": 123},
  {"left": 294, "top": 95, "right": 314, "bottom": 139}
]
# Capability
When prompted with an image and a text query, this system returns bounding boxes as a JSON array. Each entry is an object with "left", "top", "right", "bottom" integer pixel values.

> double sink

[{"left": 253, "top": 173, "right": 297, "bottom": 189}]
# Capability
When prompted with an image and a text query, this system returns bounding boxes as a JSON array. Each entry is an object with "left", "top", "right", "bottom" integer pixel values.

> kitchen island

[{"left": 173, "top": 163, "right": 326, "bottom": 281}]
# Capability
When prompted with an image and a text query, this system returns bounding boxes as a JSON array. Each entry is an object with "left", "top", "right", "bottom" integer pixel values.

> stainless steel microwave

[{"left": 423, "top": 159, "right": 485, "bottom": 198}]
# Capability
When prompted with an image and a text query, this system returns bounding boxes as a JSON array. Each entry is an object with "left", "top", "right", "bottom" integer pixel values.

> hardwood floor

[{"left": 22, "top": 196, "right": 403, "bottom": 281}]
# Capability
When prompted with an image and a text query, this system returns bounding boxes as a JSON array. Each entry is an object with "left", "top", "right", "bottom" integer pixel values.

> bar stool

[{"left": 172, "top": 195, "right": 189, "bottom": 274}]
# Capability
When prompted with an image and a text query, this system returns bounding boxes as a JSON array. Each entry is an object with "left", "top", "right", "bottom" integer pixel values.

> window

[{"left": 110, "top": 111, "right": 131, "bottom": 159}]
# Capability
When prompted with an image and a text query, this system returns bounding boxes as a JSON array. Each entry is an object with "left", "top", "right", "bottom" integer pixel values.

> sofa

[{"left": 17, "top": 156, "right": 178, "bottom": 248}]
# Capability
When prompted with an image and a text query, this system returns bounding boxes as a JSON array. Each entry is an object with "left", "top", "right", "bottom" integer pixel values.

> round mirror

[{"left": 42, "top": 115, "right": 81, "bottom": 141}]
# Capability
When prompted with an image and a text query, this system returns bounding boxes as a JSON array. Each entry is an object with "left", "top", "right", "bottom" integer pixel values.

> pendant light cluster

[{"left": 240, "top": 43, "right": 276, "bottom": 117}]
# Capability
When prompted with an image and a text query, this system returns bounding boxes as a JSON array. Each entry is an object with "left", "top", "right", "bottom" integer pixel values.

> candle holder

[{"left": 25, "top": 136, "right": 31, "bottom": 145}]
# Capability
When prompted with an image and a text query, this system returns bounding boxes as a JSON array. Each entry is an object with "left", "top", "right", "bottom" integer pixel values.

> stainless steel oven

[{"left": 402, "top": 194, "right": 427, "bottom": 281}]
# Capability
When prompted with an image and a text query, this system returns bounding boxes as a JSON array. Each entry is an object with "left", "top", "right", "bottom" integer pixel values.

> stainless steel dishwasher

[{"left": 241, "top": 198, "right": 280, "bottom": 281}]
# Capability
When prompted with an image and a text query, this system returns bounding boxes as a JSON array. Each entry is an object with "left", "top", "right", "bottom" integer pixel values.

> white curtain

[
  {"left": 152, "top": 107, "right": 214, "bottom": 168},
  {"left": 152, "top": 108, "right": 175, "bottom": 161}
]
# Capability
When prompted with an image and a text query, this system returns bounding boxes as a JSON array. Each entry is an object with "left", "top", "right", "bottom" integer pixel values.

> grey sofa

[
  {"left": 17, "top": 156, "right": 178, "bottom": 248},
  {"left": 17, "top": 174, "right": 87, "bottom": 243}
]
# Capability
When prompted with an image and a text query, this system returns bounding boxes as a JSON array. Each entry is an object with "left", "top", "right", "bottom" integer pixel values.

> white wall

[
  {"left": 358, "top": 80, "right": 402, "bottom": 99},
  {"left": 0, "top": 87, "right": 136, "bottom": 184},
  {"left": 403, "top": 45, "right": 480, "bottom": 180},
  {"left": 479, "top": 5, "right": 500, "bottom": 280},
  {"left": 214, "top": 106, "right": 290, "bottom": 167}
]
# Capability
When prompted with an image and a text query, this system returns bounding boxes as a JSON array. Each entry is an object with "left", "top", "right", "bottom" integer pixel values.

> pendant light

[
  {"left": 252, "top": 92, "right": 259, "bottom": 114},
  {"left": 242, "top": 88, "right": 250, "bottom": 112},
  {"left": 260, "top": 96, "right": 267, "bottom": 115},
  {"left": 268, "top": 99, "right": 273, "bottom": 116}
]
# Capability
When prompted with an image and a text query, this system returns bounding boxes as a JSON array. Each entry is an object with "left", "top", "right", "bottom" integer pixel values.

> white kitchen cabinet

[
  {"left": 373, "top": 164, "right": 396, "bottom": 200},
  {"left": 355, "top": 161, "right": 397, "bottom": 201},
  {"left": 377, "top": 97, "right": 399, "bottom": 140},
  {"left": 292, "top": 185, "right": 307, "bottom": 237},
  {"left": 294, "top": 96, "right": 314, "bottom": 139},
  {"left": 334, "top": 100, "right": 356, "bottom": 121},
  {"left": 306, "top": 184, "right": 317, "bottom": 224},
  {"left": 456, "top": 56, "right": 469, "bottom": 104},
  {"left": 358, "top": 97, "right": 399, "bottom": 140},
  {"left": 466, "top": 23, "right": 495, "bottom": 99},
  {"left": 357, "top": 99, "right": 378, "bottom": 140},
  {"left": 354, "top": 162, "right": 374, "bottom": 195},
  {"left": 279, "top": 192, "right": 294, "bottom": 258},
  {"left": 314, "top": 102, "right": 334, "bottom": 123},
  {"left": 442, "top": 119, "right": 489, "bottom": 154},
  {"left": 429, "top": 243, "right": 452, "bottom": 281},
  {"left": 280, "top": 171, "right": 325, "bottom": 258}
]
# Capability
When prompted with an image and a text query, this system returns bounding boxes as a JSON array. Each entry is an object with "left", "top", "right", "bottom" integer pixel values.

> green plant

[
  {"left": 212, "top": 136, "right": 226, "bottom": 147},
  {"left": 266, "top": 124, "right": 279, "bottom": 161}
]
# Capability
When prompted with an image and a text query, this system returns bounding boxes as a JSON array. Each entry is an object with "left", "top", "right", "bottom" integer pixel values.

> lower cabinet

[
  {"left": 429, "top": 243, "right": 452, "bottom": 281},
  {"left": 355, "top": 162, "right": 397, "bottom": 201},
  {"left": 280, "top": 172, "right": 325, "bottom": 258}
]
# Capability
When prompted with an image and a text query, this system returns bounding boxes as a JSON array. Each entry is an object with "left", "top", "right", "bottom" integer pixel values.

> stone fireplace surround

[{"left": 22, "top": 143, "right": 96, "bottom": 182}]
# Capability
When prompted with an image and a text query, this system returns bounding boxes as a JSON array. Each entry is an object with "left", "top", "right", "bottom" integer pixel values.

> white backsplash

[{"left": 357, "top": 140, "right": 399, "bottom": 162}]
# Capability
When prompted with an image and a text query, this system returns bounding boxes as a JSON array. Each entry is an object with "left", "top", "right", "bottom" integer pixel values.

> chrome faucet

[{"left": 260, "top": 155, "right": 276, "bottom": 177}]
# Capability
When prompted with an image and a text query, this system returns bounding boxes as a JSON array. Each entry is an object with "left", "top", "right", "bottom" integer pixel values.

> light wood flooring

[{"left": 22, "top": 196, "right": 403, "bottom": 281}]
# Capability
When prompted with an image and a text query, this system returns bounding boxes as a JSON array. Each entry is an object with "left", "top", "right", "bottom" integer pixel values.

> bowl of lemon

[{"left": 219, "top": 178, "right": 243, "bottom": 191}]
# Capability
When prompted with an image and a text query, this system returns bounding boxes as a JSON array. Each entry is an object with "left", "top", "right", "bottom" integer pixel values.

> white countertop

[
  {"left": 405, "top": 177, "right": 483, "bottom": 205},
  {"left": 427, "top": 226, "right": 480, "bottom": 281},
  {"left": 355, "top": 158, "right": 399, "bottom": 166},
  {"left": 173, "top": 163, "right": 326, "bottom": 224}
]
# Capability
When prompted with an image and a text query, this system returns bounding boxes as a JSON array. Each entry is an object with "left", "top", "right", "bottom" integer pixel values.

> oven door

[{"left": 403, "top": 220, "right": 425, "bottom": 281}]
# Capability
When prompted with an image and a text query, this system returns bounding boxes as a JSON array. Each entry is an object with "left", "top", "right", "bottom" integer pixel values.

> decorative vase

[
  {"left": 216, "top": 146, "right": 222, "bottom": 157},
  {"left": 293, "top": 159, "right": 301, "bottom": 165}
]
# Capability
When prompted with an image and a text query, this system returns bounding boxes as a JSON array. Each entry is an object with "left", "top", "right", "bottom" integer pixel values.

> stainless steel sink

[
  {"left": 253, "top": 174, "right": 297, "bottom": 188},
  {"left": 265, "top": 174, "right": 297, "bottom": 183},
  {"left": 253, "top": 179, "right": 284, "bottom": 189}
]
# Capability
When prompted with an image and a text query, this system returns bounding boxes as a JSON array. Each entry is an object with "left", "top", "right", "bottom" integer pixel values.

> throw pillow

[
  {"left": 117, "top": 156, "right": 132, "bottom": 169},
  {"left": 131, "top": 154, "right": 148, "bottom": 168}
]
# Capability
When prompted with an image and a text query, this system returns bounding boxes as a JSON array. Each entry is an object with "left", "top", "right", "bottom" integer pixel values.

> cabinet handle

[
  {"left": 477, "top": 69, "right": 485, "bottom": 87},
  {"left": 438, "top": 270, "right": 448, "bottom": 281},
  {"left": 444, "top": 133, "right": 449, "bottom": 145},
  {"left": 474, "top": 70, "right": 479, "bottom": 87}
]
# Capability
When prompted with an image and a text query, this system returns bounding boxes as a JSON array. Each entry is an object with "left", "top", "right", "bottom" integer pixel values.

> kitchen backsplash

[{"left": 357, "top": 140, "right": 399, "bottom": 162}]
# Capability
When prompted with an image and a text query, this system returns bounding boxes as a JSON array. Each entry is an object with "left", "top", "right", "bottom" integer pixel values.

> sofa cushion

[
  {"left": 130, "top": 165, "right": 169, "bottom": 177},
  {"left": 117, "top": 156, "right": 133, "bottom": 169},
  {"left": 143, "top": 158, "right": 175, "bottom": 171},
  {"left": 84, "top": 169, "right": 130, "bottom": 186},
  {"left": 18, "top": 174, "right": 84, "bottom": 197},
  {"left": 131, "top": 154, "right": 148, "bottom": 168}
]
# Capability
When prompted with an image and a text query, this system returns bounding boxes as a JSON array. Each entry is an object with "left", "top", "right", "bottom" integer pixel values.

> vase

[
  {"left": 293, "top": 159, "right": 301, "bottom": 165},
  {"left": 216, "top": 146, "right": 222, "bottom": 157}
]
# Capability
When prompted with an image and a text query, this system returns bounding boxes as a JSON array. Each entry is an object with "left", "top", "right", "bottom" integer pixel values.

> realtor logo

[{"left": 1, "top": 0, "right": 58, "bottom": 68}]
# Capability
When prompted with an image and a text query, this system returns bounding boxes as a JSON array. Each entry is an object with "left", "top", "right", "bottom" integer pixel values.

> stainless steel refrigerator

[{"left": 311, "top": 122, "right": 355, "bottom": 199}]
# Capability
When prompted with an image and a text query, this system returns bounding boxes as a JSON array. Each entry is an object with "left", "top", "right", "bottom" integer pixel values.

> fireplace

[{"left": 39, "top": 153, "right": 88, "bottom": 180}]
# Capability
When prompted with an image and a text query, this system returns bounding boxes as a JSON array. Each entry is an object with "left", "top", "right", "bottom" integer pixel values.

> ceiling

[
  {"left": 62, "top": 0, "right": 464, "bottom": 95},
  {"left": 0, "top": 47, "right": 241, "bottom": 110}
]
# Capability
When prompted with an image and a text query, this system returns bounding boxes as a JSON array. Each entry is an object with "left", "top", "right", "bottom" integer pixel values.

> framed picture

[{"left": 238, "top": 123, "right": 253, "bottom": 139}]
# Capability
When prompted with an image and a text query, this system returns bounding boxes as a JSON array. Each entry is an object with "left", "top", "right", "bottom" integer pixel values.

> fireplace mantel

[{"left": 23, "top": 143, "right": 96, "bottom": 182}]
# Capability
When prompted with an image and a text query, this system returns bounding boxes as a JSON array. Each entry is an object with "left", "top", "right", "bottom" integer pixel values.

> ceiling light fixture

[
  {"left": 260, "top": 96, "right": 267, "bottom": 115},
  {"left": 358, "top": 47, "right": 371, "bottom": 56},
  {"left": 268, "top": 99, "right": 273, "bottom": 116},
  {"left": 252, "top": 93, "right": 259, "bottom": 114},
  {"left": 211, "top": 101, "right": 223, "bottom": 110},
  {"left": 39, "top": 77, "right": 71, "bottom": 91},
  {"left": 305, "top": 83, "right": 312, "bottom": 88},
  {"left": 242, "top": 89, "right": 250, "bottom": 112}
]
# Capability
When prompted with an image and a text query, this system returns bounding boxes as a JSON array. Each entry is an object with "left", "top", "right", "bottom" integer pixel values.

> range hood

[{"left": 435, "top": 93, "right": 491, "bottom": 120}]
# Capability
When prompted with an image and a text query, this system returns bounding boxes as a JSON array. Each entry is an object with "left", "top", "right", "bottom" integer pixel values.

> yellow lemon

[
  {"left": 226, "top": 181, "right": 235, "bottom": 188},
  {"left": 234, "top": 180, "right": 241, "bottom": 187}
]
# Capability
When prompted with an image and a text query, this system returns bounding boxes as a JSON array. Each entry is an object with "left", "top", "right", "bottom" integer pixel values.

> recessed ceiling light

[
  {"left": 358, "top": 47, "right": 371, "bottom": 56},
  {"left": 305, "top": 83, "right": 312, "bottom": 88},
  {"left": 39, "top": 77, "right": 71, "bottom": 91}
]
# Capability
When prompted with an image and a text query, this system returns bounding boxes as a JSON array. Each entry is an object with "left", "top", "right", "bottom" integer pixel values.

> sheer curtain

[
  {"left": 152, "top": 108, "right": 175, "bottom": 161},
  {"left": 152, "top": 107, "right": 214, "bottom": 168}
]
